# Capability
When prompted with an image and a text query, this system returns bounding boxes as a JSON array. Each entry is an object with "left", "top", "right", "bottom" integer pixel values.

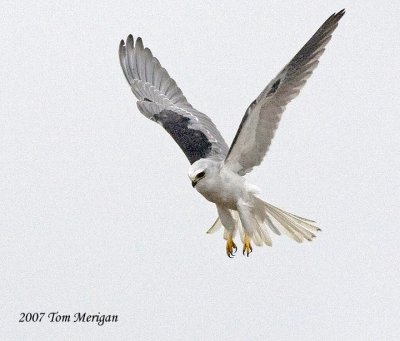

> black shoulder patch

[{"left": 154, "top": 110, "right": 212, "bottom": 164}]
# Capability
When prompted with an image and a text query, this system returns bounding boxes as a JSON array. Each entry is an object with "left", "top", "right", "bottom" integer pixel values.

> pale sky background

[{"left": 1, "top": 1, "right": 400, "bottom": 340}]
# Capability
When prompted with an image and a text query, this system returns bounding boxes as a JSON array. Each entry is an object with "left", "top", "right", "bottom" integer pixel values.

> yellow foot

[
  {"left": 226, "top": 238, "right": 237, "bottom": 258},
  {"left": 242, "top": 235, "right": 253, "bottom": 257}
]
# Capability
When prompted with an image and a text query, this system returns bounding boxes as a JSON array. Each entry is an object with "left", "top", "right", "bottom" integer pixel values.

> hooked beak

[{"left": 192, "top": 180, "right": 198, "bottom": 188}]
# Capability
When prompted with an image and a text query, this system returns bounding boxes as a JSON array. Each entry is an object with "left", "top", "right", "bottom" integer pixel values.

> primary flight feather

[{"left": 119, "top": 9, "right": 345, "bottom": 257}]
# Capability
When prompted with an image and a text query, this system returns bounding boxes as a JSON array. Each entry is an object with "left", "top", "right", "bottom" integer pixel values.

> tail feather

[
  {"left": 268, "top": 212, "right": 304, "bottom": 243},
  {"left": 206, "top": 217, "right": 222, "bottom": 234},
  {"left": 258, "top": 222, "right": 272, "bottom": 246},
  {"left": 264, "top": 206, "right": 319, "bottom": 243},
  {"left": 254, "top": 215, "right": 273, "bottom": 246},
  {"left": 268, "top": 206, "right": 313, "bottom": 242},
  {"left": 265, "top": 203, "right": 320, "bottom": 233},
  {"left": 206, "top": 198, "right": 320, "bottom": 248},
  {"left": 265, "top": 215, "right": 281, "bottom": 235},
  {"left": 266, "top": 202, "right": 318, "bottom": 225},
  {"left": 252, "top": 230, "right": 264, "bottom": 246}
]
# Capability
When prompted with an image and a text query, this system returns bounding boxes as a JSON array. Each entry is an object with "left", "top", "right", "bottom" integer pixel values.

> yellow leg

[
  {"left": 226, "top": 237, "right": 237, "bottom": 258},
  {"left": 242, "top": 234, "right": 253, "bottom": 257}
]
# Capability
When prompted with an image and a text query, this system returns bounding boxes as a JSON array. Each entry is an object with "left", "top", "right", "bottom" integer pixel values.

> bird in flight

[{"left": 119, "top": 9, "right": 345, "bottom": 257}]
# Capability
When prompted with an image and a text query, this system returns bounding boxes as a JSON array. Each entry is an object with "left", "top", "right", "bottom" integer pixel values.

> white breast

[{"left": 195, "top": 167, "right": 247, "bottom": 209}]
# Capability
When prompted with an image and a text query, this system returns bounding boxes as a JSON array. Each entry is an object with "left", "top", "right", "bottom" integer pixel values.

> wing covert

[{"left": 119, "top": 35, "right": 229, "bottom": 164}]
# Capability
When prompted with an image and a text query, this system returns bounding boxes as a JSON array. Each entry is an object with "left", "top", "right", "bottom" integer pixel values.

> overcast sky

[{"left": 1, "top": 1, "right": 400, "bottom": 340}]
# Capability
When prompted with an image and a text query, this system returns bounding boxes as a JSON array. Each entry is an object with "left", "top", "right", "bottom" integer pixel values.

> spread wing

[
  {"left": 119, "top": 35, "right": 229, "bottom": 164},
  {"left": 224, "top": 9, "right": 345, "bottom": 175}
]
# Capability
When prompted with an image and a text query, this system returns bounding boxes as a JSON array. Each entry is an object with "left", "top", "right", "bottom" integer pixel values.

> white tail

[{"left": 207, "top": 197, "right": 320, "bottom": 247}]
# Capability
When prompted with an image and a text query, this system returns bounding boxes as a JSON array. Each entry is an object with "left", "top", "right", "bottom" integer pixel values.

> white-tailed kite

[{"left": 119, "top": 9, "right": 345, "bottom": 257}]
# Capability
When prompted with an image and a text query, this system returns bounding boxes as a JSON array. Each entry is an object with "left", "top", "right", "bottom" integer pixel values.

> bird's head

[{"left": 188, "top": 159, "right": 219, "bottom": 188}]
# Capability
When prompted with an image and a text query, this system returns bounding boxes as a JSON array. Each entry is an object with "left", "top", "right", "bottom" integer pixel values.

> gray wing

[
  {"left": 119, "top": 35, "right": 229, "bottom": 164},
  {"left": 224, "top": 9, "right": 345, "bottom": 175}
]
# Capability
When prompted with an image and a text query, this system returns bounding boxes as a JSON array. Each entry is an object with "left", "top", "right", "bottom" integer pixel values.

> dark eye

[{"left": 197, "top": 171, "right": 205, "bottom": 179}]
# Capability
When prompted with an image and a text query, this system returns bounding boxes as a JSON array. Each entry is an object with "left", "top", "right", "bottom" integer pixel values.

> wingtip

[
  {"left": 126, "top": 34, "right": 134, "bottom": 46},
  {"left": 119, "top": 39, "right": 126, "bottom": 60},
  {"left": 335, "top": 8, "right": 346, "bottom": 19},
  {"left": 136, "top": 36, "right": 144, "bottom": 50}
]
